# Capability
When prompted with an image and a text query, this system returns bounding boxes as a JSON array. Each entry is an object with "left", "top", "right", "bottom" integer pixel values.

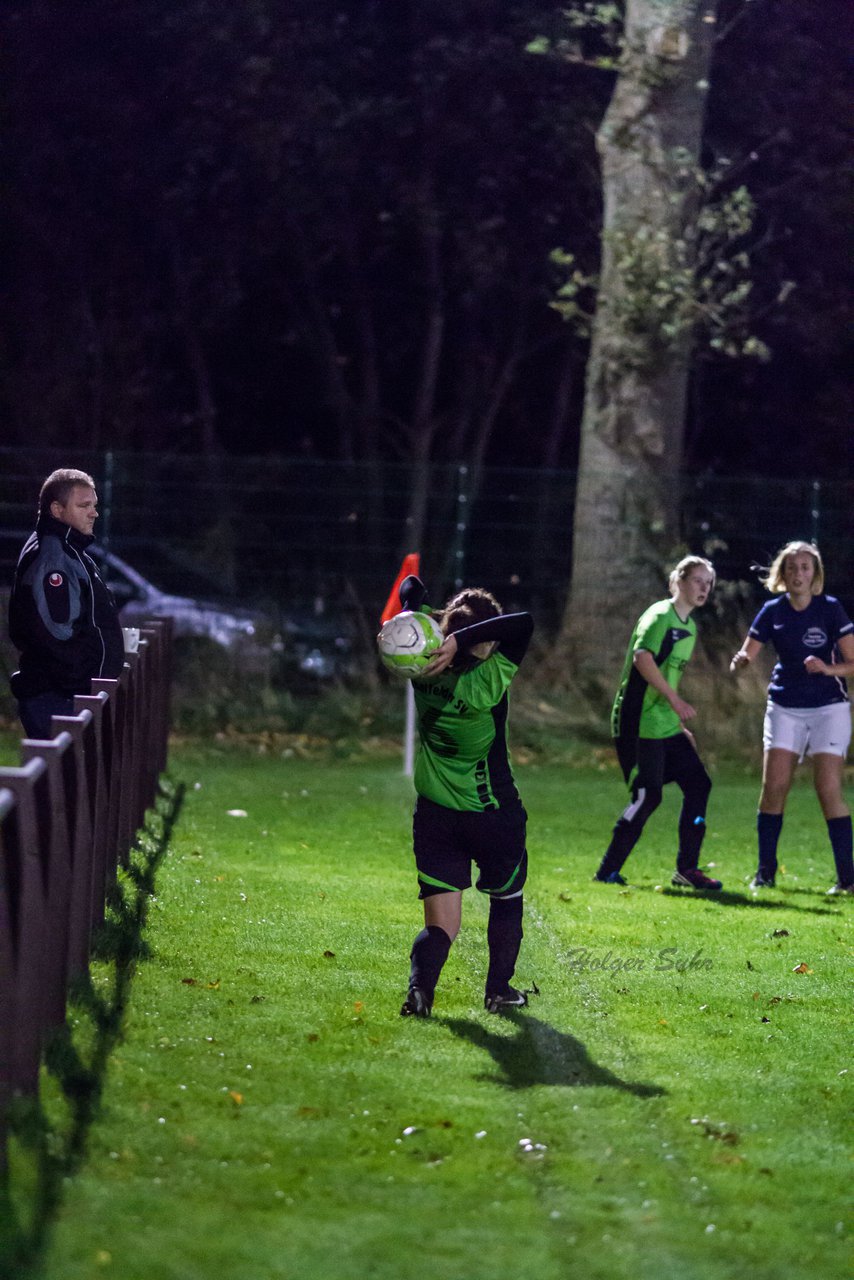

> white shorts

[{"left": 763, "top": 700, "right": 852, "bottom": 761}]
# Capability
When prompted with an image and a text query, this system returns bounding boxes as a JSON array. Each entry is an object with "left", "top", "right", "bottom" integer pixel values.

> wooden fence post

[
  {"left": 72, "top": 691, "right": 110, "bottom": 929},
  {"left": 0, "top": 788, "right": 16, "bottom": 1174},
  {"left": 0, "top": 758, "right": 52, "bottom": 1093},
  {"left": 49, "top": 710, "right": 97, "bottom": 979},
  {"left": 19, "top": 734, "right": 75, "bottom": 1030}
]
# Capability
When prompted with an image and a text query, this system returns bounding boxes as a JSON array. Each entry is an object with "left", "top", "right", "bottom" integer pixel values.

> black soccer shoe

[
  {"left": 484, "top": 985, "right": 528, "bottom": 1014},
  {"left": 400, "top": 985, "right": 432, "bottom": 1018}
]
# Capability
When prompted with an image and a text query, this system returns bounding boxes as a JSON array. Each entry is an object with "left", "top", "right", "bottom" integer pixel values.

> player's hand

[
  {"left": 729, "top": 650, "right": 749, "bottom": 674},
  {"left": 671, "top": 695, "right": 696, "bottom": 723},
  {"left": 804, "top": 655, "right": 828, "bottom": 676},
  {"left": 421, "top": 634, "right": 458, "bottom": 676}
]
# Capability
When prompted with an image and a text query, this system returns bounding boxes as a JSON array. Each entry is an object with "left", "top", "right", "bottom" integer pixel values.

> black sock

[
  {"left": 486, "top": 895, "right": 523, "bottom": 994},
  {"left": 757, "top": 812, "right": 783, "bottom": 878},
  {"left": 409, "top": 925, "right": 452, "bottom": 998},
  {"left": 827, "top": 815, "right": 854, "bottom": 886}
]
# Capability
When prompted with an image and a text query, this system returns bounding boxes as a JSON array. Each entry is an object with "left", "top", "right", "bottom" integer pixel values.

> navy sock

[
  {"left": 757, "top": 812, "right": 783, "bottom": 877},
  {"left": 486, "top": 895, "right": 524, "bottom": 994},
  {"left": 826, "top": 816, "right": 854, "bottom": 886},
  {"left": 409, "top": 925, "right": 452, "bottom": 999}
]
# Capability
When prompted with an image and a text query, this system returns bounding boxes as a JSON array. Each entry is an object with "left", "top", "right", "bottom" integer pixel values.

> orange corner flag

[{"left": 380, "top": 553, "right": 420, "bottom": 625}]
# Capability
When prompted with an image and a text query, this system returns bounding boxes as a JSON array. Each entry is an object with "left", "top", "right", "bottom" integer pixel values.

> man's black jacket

[{"left": 8, "top": 512, "right": 124, "bottom": 698}]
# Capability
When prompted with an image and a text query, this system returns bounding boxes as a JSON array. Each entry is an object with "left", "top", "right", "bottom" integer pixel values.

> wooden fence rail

[{"left": 0, "top": 618, "right": 173, "bottom": 1165}]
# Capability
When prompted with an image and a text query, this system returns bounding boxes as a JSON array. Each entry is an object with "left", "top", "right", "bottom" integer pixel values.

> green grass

[{"left": 2, "top": 739, "right": 852, "bottom": 1280}]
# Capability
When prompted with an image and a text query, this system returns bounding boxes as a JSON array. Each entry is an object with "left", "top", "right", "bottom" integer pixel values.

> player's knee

[
  {"left": 694, "top": 770, "right": 712, "bottom": 806},
  {"left": 640, "top": 786, "right": 663, "bottom": 818},
  {"left": 621, "top": 784, "right": 662, "bottom": 826},
  {"left": 488, "top": 892, "right": 523, "bottom": 920}
]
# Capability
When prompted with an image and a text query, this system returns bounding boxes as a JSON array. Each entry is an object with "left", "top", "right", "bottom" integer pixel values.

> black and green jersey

[
  {"left": 413, "top": 651, "right": 522, "bottom": 811},
  {"left": 397, "top": 575, "right": 533, "bottom": 811},
  {"left": 611, "top": 598, "right": 696, "bottom": 742}
]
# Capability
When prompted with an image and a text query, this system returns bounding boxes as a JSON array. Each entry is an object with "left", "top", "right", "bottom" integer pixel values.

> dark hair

[
  {"left": 39, "top": 468, "right": 96, "bottom": 516},
  {"left": 440, "top": 587, "right": 502, "bottom": 671}
]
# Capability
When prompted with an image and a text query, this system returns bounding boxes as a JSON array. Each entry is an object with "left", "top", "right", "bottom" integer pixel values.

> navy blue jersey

[{"left": 749, "top": 593, "right": 852, "bottom": 707}]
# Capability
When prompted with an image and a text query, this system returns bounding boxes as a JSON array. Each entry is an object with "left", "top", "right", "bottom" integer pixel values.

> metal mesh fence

[{"left": 1, "top": 448, "right": 852, "bottom": 633}]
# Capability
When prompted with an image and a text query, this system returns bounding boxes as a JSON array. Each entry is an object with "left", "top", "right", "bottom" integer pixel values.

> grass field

[{"left": 2, "top": 735, "right": 852, "bottom": 1280}]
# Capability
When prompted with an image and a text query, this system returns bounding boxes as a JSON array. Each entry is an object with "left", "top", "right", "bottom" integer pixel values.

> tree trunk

[{"left": 559, "top": 0, "right": 716, "bottom": 686}]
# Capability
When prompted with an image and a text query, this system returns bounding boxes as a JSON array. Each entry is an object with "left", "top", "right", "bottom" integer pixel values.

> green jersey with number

[
  {"left": 413, "top": 652, "right": 522, "bottom": 811},
  {"left": 611, "top": 599, "right": 696, "bottom": 741}
]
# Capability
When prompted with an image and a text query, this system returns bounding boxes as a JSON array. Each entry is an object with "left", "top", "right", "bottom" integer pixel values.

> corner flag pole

[
  {"left": 381, "top": 553, "right": 421, "bottom": 777},
  {"left": 403, "top": 682, "right": 416, "bottom": 777}
]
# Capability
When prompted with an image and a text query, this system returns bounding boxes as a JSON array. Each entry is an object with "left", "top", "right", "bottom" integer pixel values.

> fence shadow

[
  {"left": 440, "top": 1011, "right": 665, "bottom": 1098},
  {"left": 0, "top": 781, "right": 184, "bottom": 1278}
]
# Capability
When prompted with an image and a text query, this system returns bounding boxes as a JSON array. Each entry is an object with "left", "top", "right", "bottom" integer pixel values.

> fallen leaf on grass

[
  {"left": 323, "top": 950, "right": 336, "bottom": 959},
  {"left": 771, "top": 929, "right": 789, "bottom": 938},
  {"left": 182, "top": 977, "right": 199, "bottom": 986},
  {"left": 354, "top": 1001, "right": 364, "bottom": 1013},
  {"left": 792, "top": 963, "right": 813, "bottom": 974},
  {"left": 712, "top": 1151, "right": 745, "bottom": 1166},
  {"left": 228, "top": 1091, "right": 243, "bottom": 1106}
]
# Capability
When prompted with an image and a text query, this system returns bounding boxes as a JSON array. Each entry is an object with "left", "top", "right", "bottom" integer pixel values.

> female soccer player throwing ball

[
  {"left": 593, "top": 555, "right": 720, "bottom": 890},
  {"left": 391, "top": 575, "right": 534, "bottom": 1018},
  {"left": 730, "top": 541, "right": 854, "bottom": 894}
]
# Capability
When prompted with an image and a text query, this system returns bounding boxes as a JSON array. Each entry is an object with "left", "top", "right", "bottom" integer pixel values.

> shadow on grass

[
  {"left": 635, "top": 886, "right": 839, "bottom": 916},
  {"left": 441, "top": 1012, "right": 665, "bottom": 1097},
  {"left": 0, "top": 780, "right": 185, "bottom": 1278}
]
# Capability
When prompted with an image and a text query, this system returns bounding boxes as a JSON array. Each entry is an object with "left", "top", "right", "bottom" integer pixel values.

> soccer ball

[{"left": 377, "top": 610, "right": 444, "bottom": 678}]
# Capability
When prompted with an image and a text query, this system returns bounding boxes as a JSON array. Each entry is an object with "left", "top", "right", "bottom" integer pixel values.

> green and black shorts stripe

[{"left": 412, "top": 795, "right": 528, "bottom": 900}]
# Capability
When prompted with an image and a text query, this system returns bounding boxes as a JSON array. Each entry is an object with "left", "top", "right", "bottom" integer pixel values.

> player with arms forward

[
  {"left": 730, "top": 541, "right": 854, "bottom": 894},
  {"left": 386, "top": 575, "right": 534, "bottom": 1018},
  {"left": 593, "top": 556, "right": 720, "bottom": 890}
]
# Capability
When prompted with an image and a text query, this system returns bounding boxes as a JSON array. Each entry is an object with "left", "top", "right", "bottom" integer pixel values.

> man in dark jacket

[{"left": 8, "top": 467, "right": 124, "bottom": 738}]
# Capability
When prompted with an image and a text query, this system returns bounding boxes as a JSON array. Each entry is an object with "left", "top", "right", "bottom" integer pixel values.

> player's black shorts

[
  {"left": 412, "top": 796, "right": 528, "bottom": 900},
  {"left": 616, "top": 731, "right": 709, "bottom": 796}
]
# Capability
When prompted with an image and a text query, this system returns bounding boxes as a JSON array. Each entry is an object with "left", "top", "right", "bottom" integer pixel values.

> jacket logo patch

[{"left": 48, "top": 573, "right": 64, "bottom": 587}]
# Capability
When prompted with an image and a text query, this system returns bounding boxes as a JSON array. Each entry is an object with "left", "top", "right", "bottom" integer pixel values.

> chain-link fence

[
  {"left": 1, "top": 447, "right": 852, "bottom": 731},
  {"left": 2, "top": 447, "right": 852, "bottom": 613}
]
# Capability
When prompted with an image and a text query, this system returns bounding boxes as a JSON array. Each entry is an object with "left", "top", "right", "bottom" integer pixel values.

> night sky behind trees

[{"left": 2, "top": 0, "right": 851, "bottom": 478}]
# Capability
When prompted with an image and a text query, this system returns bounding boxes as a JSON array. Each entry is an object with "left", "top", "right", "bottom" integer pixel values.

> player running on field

[
  {"left": 593, "top": 555, "right": 720, "bottom": 891},
  {"left": 391, "top": 575, "right": 534, "bottom": 1017},
  {"left": 730, "top": 541, "right": 854, "bottom": 894}
]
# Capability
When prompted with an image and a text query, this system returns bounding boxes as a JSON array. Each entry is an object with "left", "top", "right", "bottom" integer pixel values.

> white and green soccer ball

[{"left": 377, "top": 610, "right": 444, "bottom": 678}]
